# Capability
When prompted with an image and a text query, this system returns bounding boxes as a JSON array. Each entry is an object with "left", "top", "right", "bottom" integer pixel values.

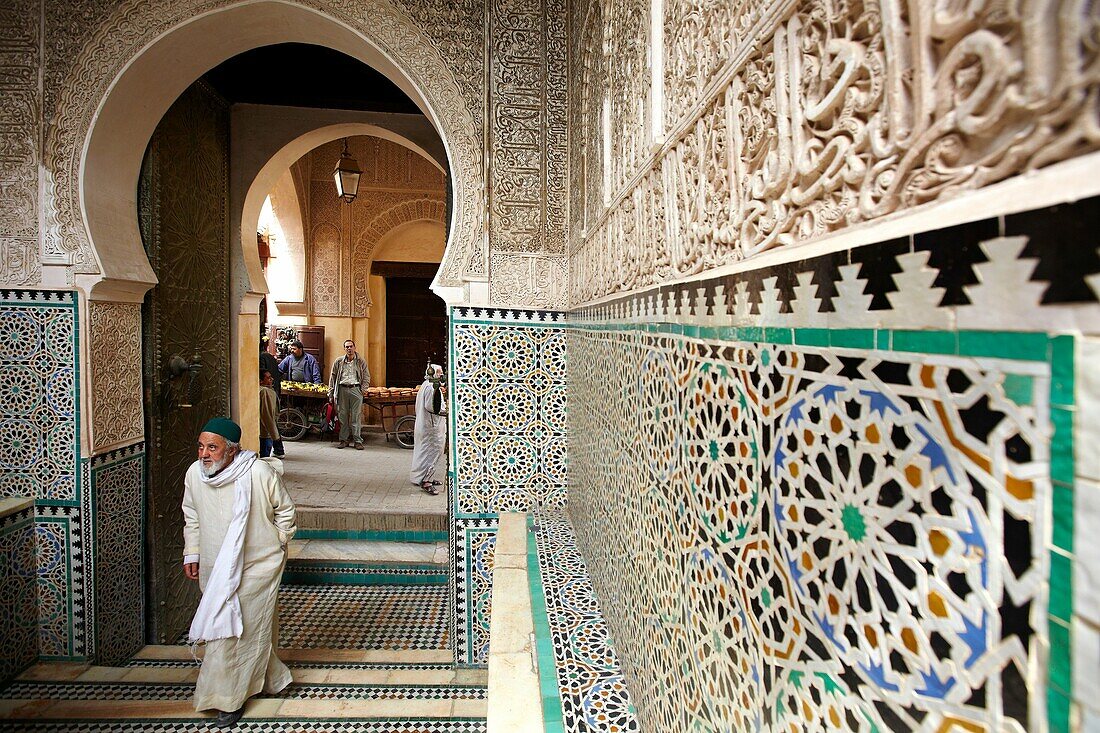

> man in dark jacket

[{"left": 279, "top": 341, "right": 322, "bottom": 384}]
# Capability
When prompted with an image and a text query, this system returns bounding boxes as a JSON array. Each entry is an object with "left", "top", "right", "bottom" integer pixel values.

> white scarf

[{"left": 189, "top": 449, "right": 257, "bottom": 645}]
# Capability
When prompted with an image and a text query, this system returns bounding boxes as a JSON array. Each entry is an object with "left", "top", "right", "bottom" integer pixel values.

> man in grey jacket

[{"left": 328, "top": 339, "right": 370, "bottom": 449}]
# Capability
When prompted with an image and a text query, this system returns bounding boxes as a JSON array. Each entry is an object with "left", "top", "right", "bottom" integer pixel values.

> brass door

[{"left": 139, "top": 82, "right": 231, "bottom": 644}]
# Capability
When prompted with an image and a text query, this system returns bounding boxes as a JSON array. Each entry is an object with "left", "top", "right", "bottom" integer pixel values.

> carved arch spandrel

[
  {"left": 351, "top": 197, "right": 447, "bottom": 315},
  {"left": 43, "top": 0, "right": 485, "bottom": 298}
]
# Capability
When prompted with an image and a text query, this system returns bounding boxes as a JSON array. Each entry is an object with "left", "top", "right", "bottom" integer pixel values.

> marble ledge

[
  {"left": 0, "top": 496, "right": 33, "bottom": 520},
  {"left": 488, "top": 512, "right": 543, "bottom": 733}
]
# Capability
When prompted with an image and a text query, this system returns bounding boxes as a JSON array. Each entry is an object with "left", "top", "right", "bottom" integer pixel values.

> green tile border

[{"left": 527, "top": 518, "right": 565, "bottom": 731}]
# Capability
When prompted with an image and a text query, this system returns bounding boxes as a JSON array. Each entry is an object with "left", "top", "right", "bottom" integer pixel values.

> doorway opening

[{"left": 135, "top": 40, "right": 452, "bottom": 650}]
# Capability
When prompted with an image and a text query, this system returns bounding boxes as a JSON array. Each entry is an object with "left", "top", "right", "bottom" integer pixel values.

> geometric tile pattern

[
  {"left": 451, "top": 308, "right": 568, "bottom": 515},
  {"left": 0, "top": 680, "right": 487, "bottom": 701},
  {"left": 449, "top": 307, "right": 568, "bottom": 667},
  {"left": 451, "top": 518, "right": 495, "bottom": 666},
  {"left": 91, "top": 445, "right": 144, "bottom": 665},
  {"left": 2, "top": 721, "right": 488, "bottom": 732},
  {"left": 568, "top": 317, "right": 1066, "bottom": 732},
  {"left": 0, "top": 290, "right": 86, "bottom": 662},
  {"left": 532, "top": 516, "right": 638, "bottom": 733},
  {"left": 0, "top": 290, "right": 80, "bottom": 504},
  {"left": 279, "top": 585, "right": 448, "bottom": 650},
  {"left": 36, "top": 502, "right": 89, "bottom": 662},
  {"left": 466, "top": 529, "right": 496, "bottom": 665},
  {"left": 0, "top": 504, "right": 37, "bottom": 681}
]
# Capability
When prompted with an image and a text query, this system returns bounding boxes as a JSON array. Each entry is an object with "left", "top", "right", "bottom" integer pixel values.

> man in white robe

[
  {"left": 410, "top": 363, "right": 447, "bottom": 495},
  {"left": 182, "top": 417, "right": 297, "bottom": 727}
]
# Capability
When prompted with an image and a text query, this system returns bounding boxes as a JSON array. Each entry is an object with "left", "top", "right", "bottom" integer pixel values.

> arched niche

[{"left": 48, "top": 0, "right": 485, "bottom": 304}]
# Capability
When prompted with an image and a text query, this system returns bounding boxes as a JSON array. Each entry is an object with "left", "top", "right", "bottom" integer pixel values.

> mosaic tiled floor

[
  {"left": 533, "top": 517, "right": 638, "bottom": 732},
  {"left": 0, "top": 681, "right": 486, "bottom": 701},
  {"left": 3, "top": 721, "right": 487, "bottom": 732},
  {"left": 174, "top": 585, "right": 449, "bottom": 650}
]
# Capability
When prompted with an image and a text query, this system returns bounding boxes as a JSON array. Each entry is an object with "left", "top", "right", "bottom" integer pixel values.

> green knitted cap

[{"left": 201, "top": 417, "right": 241, "bottom": 444}]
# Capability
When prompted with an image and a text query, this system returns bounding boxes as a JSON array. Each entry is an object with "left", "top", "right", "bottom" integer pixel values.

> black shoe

[{"left": 212, "top": 707, "right": 244, "bottom": 728}]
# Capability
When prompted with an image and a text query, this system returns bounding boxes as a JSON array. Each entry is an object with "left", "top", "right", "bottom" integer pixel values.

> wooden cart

[
  {"left": 364, "top": 386, "right": 420, "bottom": 447},
  {"left": 277, "top": 383, "right": 331, "bottom": 440}
]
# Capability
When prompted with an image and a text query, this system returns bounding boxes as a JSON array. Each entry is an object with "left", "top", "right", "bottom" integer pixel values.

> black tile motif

[
  {"left": 1006, "top": 195, "right": 1100, "bottom": 303},
  {"left": 914, "top": 218, "right": 999, "bottom": 306},
  {"left": 850, "top": 237, "right": 910, "bottom": 310}
]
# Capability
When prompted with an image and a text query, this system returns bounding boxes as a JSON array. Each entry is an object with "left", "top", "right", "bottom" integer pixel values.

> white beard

[{"left": 200, "top": 456, "right": 229, "bottom": 478}]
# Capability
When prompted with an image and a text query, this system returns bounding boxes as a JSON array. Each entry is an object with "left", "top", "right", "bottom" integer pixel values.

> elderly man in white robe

[
  {"left": 182, "top": 417, "right": 297, "bottom": 727},
  {"left": 410, "top": 363, "right": 447, "bottom": 495}
]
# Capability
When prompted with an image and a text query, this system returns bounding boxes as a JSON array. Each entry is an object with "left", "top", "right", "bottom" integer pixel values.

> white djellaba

[
  {"left": 182, "top": 451, "right": 296, "bottom": 712},
  {"left": 410, "top": 363, "right": 447, "bottom": 488}
]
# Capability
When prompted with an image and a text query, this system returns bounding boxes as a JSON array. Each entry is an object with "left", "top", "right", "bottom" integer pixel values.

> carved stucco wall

[
  {"left": 3, "top": 0, "right": 483, "bottom": 290},
  {"left": 486, "top": 0, "right": 569, "bottom": 310},
  {"left": 568, "top": 0, "right": 1100, "bottom": 305},
  {"left": 307, "top": 136, "right": 447, "bottom": 317},
  {"left": 88, "top": 301, "right": 144, "bottom": 452},
  {"left": 0, "top": 0, "right": 41, "bottom": 286},
  {"left": 0, "top": 0, "right": 571, "bottom": 302}
]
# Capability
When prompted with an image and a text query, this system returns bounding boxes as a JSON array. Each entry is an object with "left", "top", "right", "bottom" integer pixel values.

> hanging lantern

[{"left": 333, "top": 138, "right": 362, "bottom": 204}]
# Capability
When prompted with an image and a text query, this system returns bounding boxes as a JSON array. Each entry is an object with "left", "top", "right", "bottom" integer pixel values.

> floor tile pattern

[
  {"left": 0, "top": 681, "right": 487, "bottom": 701},
  {"left": 4, "top": 720, "right": 487, "bottom": 732},
  {"left": 123, "top": 660, "right": 454, "bottom": 670},
  {"left": 534, "top": 517, "right": 638, "bottom": 733},
  {"left": 281, "top": 585, "right": 448, "bottom": 650}
]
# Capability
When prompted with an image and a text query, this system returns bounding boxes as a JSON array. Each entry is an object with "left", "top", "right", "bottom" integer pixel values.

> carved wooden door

[
  {"left": 385, "top": 277, "right": 447, "bottom": 387},
  {"left": 139, "top": 82, "right": 231, "bottom": 644}
]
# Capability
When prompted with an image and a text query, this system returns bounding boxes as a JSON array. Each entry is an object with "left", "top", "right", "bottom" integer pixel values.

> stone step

[
  {"left": 132, "top": 645, "right": 457, "bottom": 665},
  {"left": 16, "top": 654, "right": 487, "bottom": 687},
  {"left": 289, "top": 538, "right": 448, "bottom": 565},
  {"left": 283, "top": 538, "right": 448, "bottom": 586},
  {"left": 0, "top": 698, "right": 487, "bottom": 725},
  {"left": 2, "top": 657, "right": 488, "bottom": 727},
  {"left": 1, "top": 679, "right": 487, "bottom": 701},
  {"left": 296, "top": 507, "right": 447, "bottom": 534}
]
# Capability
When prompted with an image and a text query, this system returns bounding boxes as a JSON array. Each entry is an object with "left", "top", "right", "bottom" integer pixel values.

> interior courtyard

[{"left": 1, "top": 1, "right": 1099, "bottom": 731}]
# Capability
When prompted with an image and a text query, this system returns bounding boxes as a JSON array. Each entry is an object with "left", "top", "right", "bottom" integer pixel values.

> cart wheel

[
  {"left": 278, "top": 407, "right": 309, "bottom": 441},
  {"left": 394, "top": 414, "right": 416, "bottom": 449}
]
